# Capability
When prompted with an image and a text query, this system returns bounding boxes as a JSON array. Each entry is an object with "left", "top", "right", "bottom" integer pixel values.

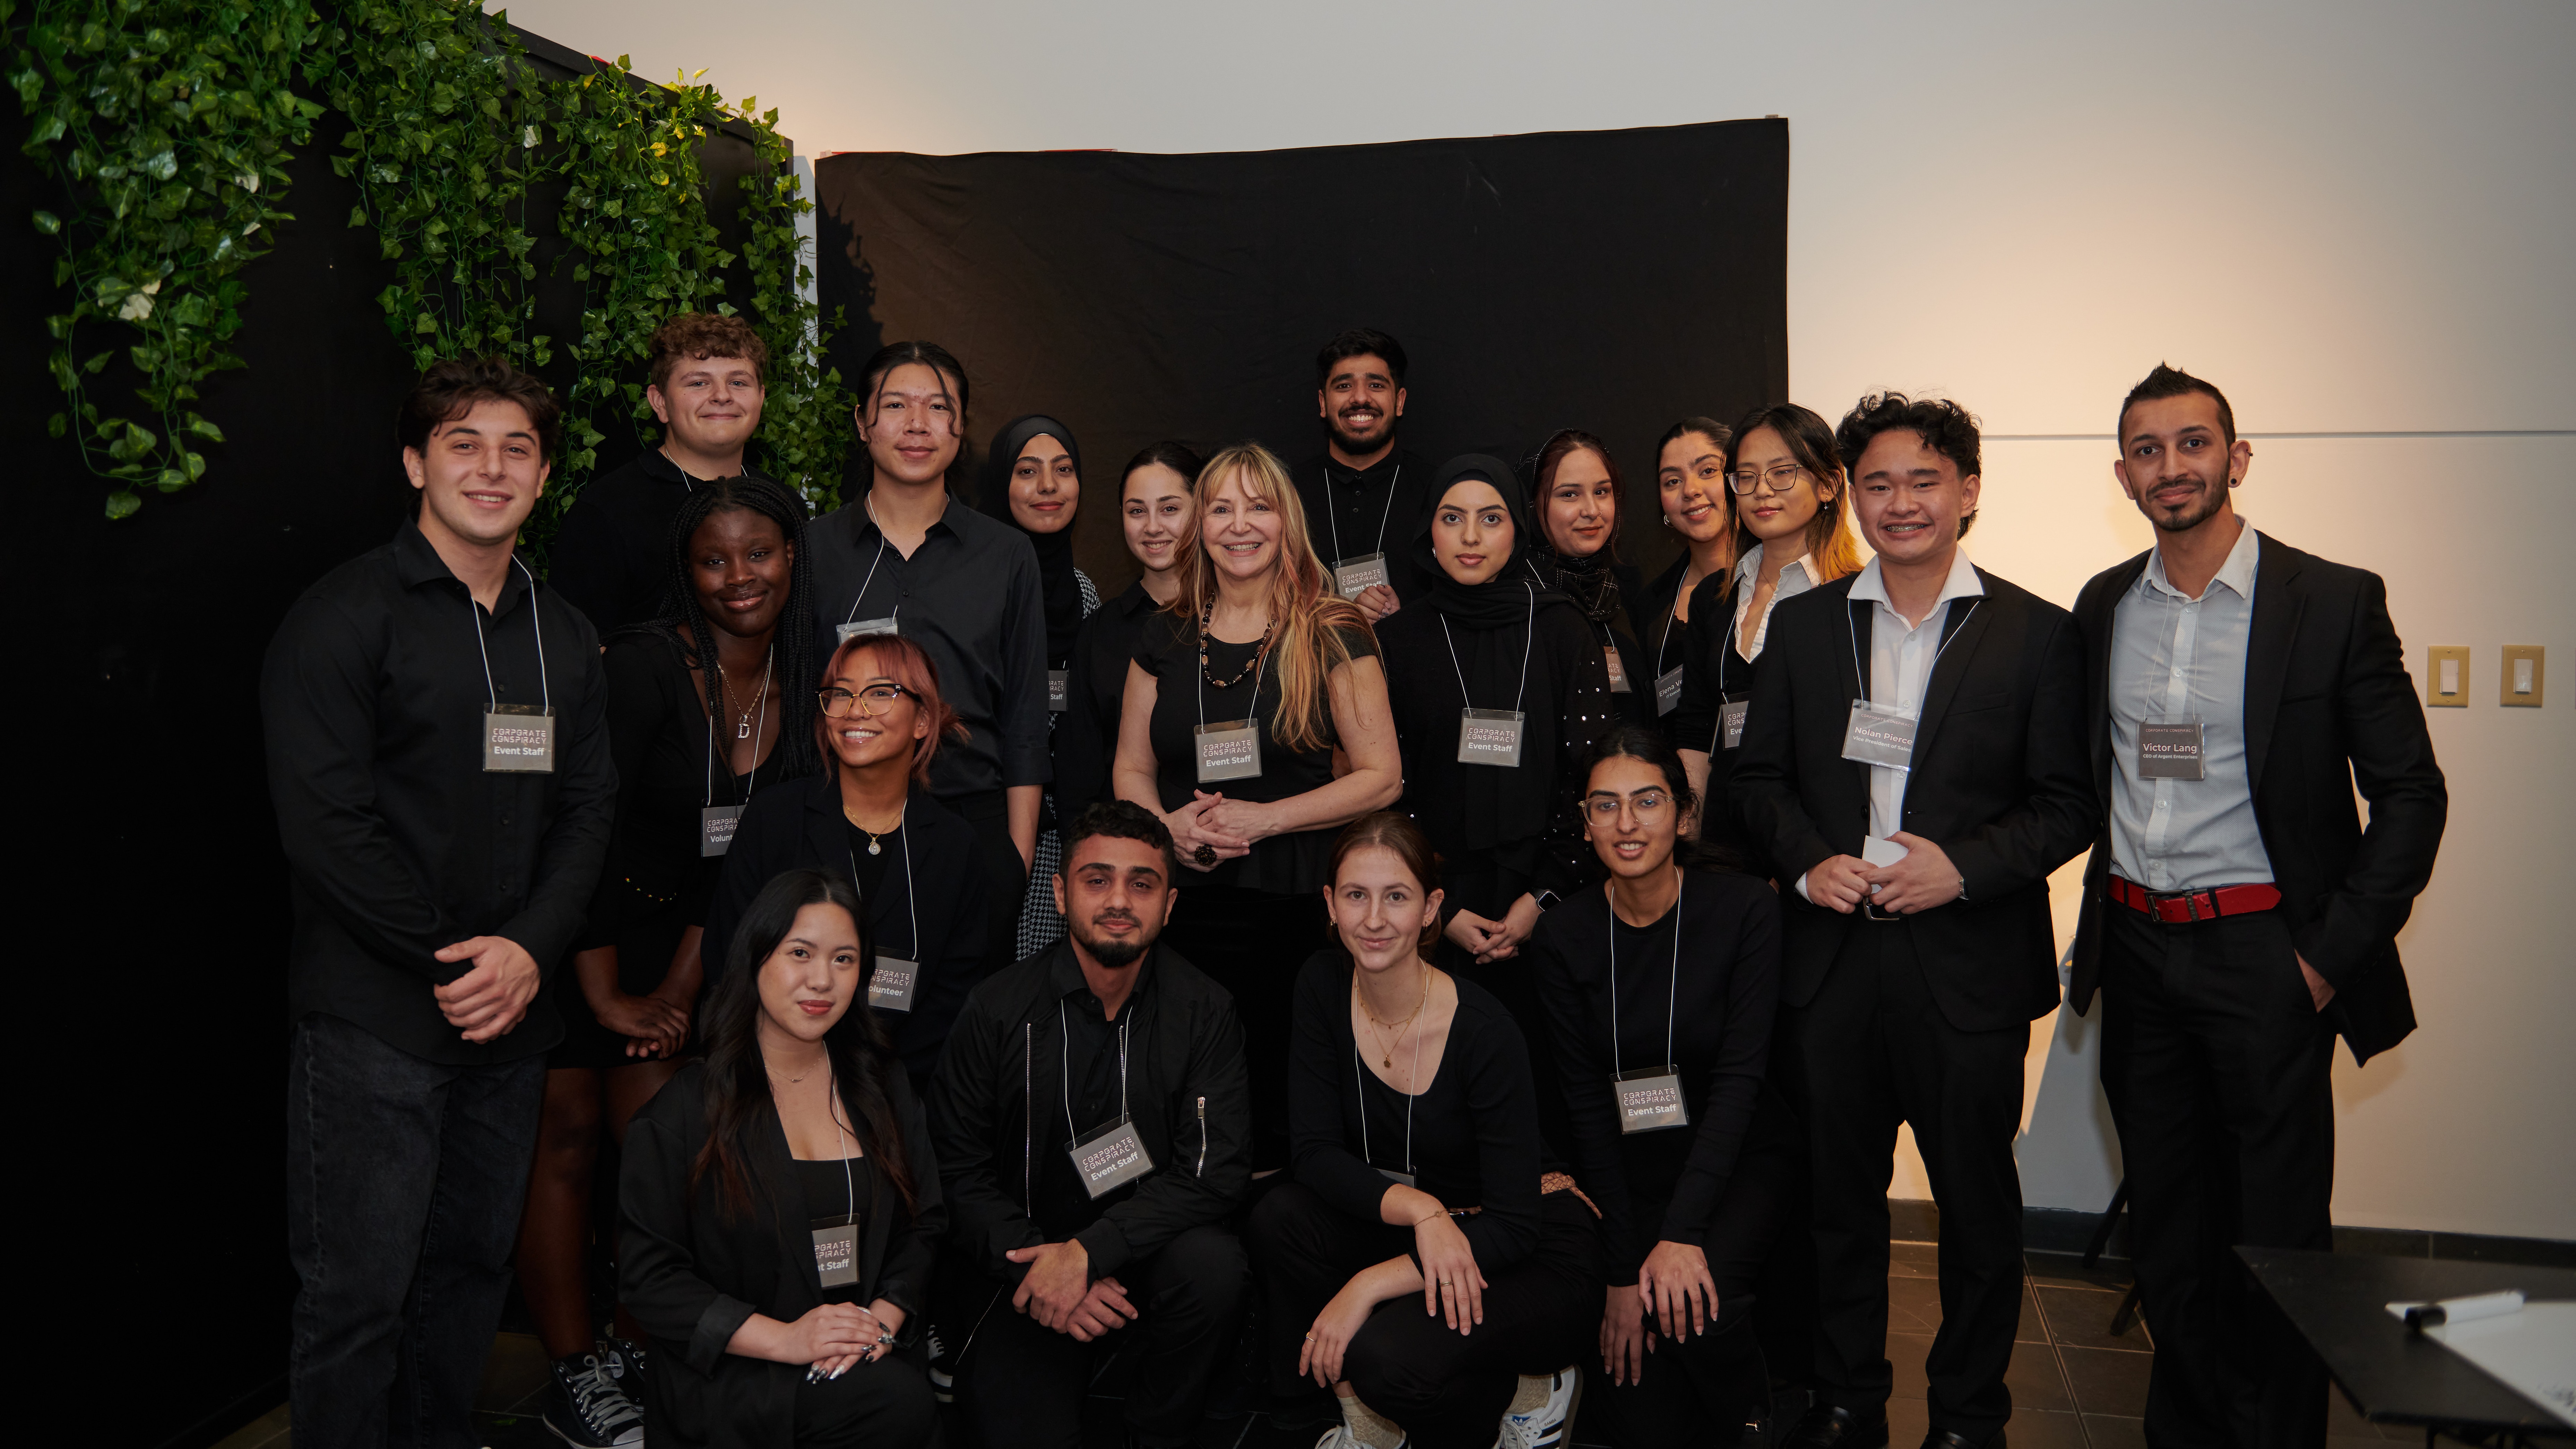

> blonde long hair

[
  {"left": 1169, "top": 443, "right": 1372, "bottom": 754},
  {"left": 1715, "top": 404, "right": 1864, "bottom": 583}
]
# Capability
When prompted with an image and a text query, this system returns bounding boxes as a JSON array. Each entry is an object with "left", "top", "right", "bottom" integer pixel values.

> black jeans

[
  {"left": 1780, "top": 925, "right": 2026, "bottom": 1441},
  {"left": 2101, "top": 904, "right": 2333, "bottom": 1449},
  {"left": 960, "top": 1224, "right": 1248, "bottom": 1448},
  {"left": 287, "top": 1014, "right": 546, "bottom": 1449},
  {"left": 1251, "top": 1183, "right": 1604, "bottom": 1449}
]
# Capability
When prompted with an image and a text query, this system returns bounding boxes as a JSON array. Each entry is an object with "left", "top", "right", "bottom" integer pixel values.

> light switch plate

[
  {"left": 2500, "top": 645, "right": 2544, "bottom": 707},
  {"left": 2426, "top": 646, "right": 2470, "bottom": 707}
]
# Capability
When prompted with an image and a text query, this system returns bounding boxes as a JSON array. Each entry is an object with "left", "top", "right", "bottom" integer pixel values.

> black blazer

[
  {"left": 1731, "top": 568, "right": 2095, "bottom": 1032},
  {"left": 2066, "top": 536, "right": 2445, "bottom": 1064},
  {"left": 619, "top": 1058, "right": 944, "bottom": 1449},
  {"left": 705, "top": 774, "right": 992, "bottom": 1087}
]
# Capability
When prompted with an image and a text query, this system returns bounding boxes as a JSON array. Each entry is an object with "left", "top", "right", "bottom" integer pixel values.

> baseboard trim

[{"left": 1886, "top": 1198, "right": 2576, "bottom": 1270}]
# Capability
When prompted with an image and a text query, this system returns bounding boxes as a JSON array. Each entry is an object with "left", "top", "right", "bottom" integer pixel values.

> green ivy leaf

[{"left": 105, "top": 490, "right": 142, "bottom": 520}]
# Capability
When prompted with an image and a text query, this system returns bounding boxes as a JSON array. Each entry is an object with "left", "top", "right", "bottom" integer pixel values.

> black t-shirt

[{"left": 1132, "top": 612, "right": 1379, "bottom": 895}]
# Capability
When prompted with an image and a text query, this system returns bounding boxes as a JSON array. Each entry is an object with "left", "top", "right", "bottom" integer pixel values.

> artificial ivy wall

[{"left": 9, "top": 0, "right": 853, "bottom": 530}]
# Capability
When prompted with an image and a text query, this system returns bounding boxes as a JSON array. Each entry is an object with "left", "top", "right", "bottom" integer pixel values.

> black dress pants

[
  {"left": 1160, "top": 886, "right": 1330, "bottom": 1172},
  {"left": 1250, "top": 1183, "right": 1604, "bottom": 1449},
  {"left": 2100, "top": 904, "right": 2333, "bottom": 1449},
  {"left": 1595, "top": 1135, "right": 1804, "bottom": 1449},
  {"left": 952, "top": 788, "right": 1030, "bottom": 974},
  {"left": 1438, "top": 849, "right": 1574, "bottom": 1165},
  {"left": 791, "top": 1351, "right": 939, "bottom": 1448},
  {"left": 960, "top": 1224, "right": 1248, "bottom": 1449},
  {"left": 1781, "top": 924, "right": 2027, "bottom": 1441}
]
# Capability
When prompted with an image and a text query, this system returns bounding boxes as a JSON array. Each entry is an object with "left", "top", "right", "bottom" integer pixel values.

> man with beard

[
  {"left": 1297, "top": 328, "right": 1433, "bottom": 621},
  {"left": 2065, "top": 365, "right": 2445, "bottom": 1448},
  {"left": 929, "top": 801, "right": 1254, "bottom": 1449}
]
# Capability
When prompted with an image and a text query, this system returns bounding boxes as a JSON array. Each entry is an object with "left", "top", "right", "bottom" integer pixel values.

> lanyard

[
  {"left": 842, "top": 493, "right": 895, "bottom": 625},
  {"left": 703, "top": 648, "right": 771, "bottom": 808},
  {"left": 829, "top": 1066, "right": 856, "bottom": 1219},
  {"left": 847, "top": 811, "right": 922, "bottom": 960},
  {"left": 1437, "top": 584, "right": 1536, "bottom": 715},
  {"left": 1353, "top": 979, "right": 1425, "bottom": 1178},
  {"left": 1325, "top": 463, "right": 1401, "bottom": 563},
  {"left": 1059, "top": 1002, "right": 1133, "bottom": 1141},
  {"left": 1608, "top": 872, "right": 1683, "bottom": 1077},
  {"left": 468, "top": 558, "right": 550, "bottom": 713},
  {"left": 1849, "top": 596, "right": 1981, "bottom": 718}
]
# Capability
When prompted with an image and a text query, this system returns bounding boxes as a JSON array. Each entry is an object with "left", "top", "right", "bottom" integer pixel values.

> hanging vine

[{"left": 9, "top": 0, "right": 334, "bottom": 519}]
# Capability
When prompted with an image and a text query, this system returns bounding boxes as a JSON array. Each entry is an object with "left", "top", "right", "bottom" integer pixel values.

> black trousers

[
  {"left": 791, "top": 1353, "right": 939, "bottom": 1449},
  {"left": 1439, "top": 850, "right": 1575, "bottom": 1165},
  {"left": 960, "top": 1225, "right": 1248, "bottom": 1448},
  {"left": 1160, "top": 886, "right": 1330, "bottom": 1172},
  {"left": 952, "top": 788, "right": 1030, "bottom": 974},
  {"left": 286, "top": 1014, "right": 546, "bottom": 1449},
  {"left": 2100, "top": 904, "right": 2333, "bottom": 1449},
  {"left": 1250, "top": 1183, "right": 1605, "bottom": 1449},
  {"left": 1780, "top": 924, "right": 2026, "bottom": 1440},
  {"left": 1595, "top": 1137, "right": 1804, "bottom": 1449}
]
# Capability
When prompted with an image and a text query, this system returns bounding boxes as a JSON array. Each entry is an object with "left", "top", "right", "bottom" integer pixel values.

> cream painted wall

[{"left": 501, "top": 0, "right": 2575, "bottom": 1238}]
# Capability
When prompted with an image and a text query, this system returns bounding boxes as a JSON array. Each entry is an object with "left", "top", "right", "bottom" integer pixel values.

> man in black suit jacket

[
  {"left": 1735, "top": 395, "right": 2094, "bottom": 1449},
  {"left": 2070, "top": 366, "right": 2445, "bottom": 1448}
]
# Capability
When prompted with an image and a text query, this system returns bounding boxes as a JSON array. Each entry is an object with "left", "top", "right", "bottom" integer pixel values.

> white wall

[{"left": 503, "top": 0, "right": 2576, "bottom": 1239}]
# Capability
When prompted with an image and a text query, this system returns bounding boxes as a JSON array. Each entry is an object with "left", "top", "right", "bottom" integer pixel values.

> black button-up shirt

[
  {"left": 1046, "top": 949, "right": 1156, "bottom": 1221},
  {"left": 261, "top": 520, "right": 616, "bottom": 1064},
  {"left": 807, "top": 491, "right": 1050, "bottom": 799},
  {"left": 1296, "top": 447, "right": 1432, "bottom": 606},
  {"left": 548, "top": 448, "right": 776, "bottom": 633}
]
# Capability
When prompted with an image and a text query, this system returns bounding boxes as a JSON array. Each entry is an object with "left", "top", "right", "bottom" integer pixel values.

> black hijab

[
  {"left": 1409, "top": 454, "right": 1572, "bottom": 628},
  {"left": 1522, "top": 431, "right": 1625, "bottom": 626},
  {"left": 983, "top": 414, "right": 1085, "bottom": 661}
]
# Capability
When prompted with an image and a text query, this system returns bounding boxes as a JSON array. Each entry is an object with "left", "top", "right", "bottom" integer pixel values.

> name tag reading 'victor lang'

[
  {"left": 1333, "top": 553, "right": 1389, "bottom": 599},
  {"left": 1840, "top": 699, "right": 1917, "bottom": 769},
  {"left": 1195, "top": 720, "right": 1262, "bottom": 783},
  {"left": 1614, "top": 1066, "right": 1690, "bottom": 1135},
  {"left": 483, "top": 704, "right": 556, "bottom": 773},
  {"left": 1068, "top": 1115, "right": 1155, "bottom": 1198},
  {"left": 2138, "top": 718, "right": 2206, "bottom": 780},
  {"left": 700, "top": 805, "right": 742, "bottom": 857},
  {"left": 1457, "top": 708, "right": 1527, "bottom": 767},
  {"left": 867, "top": 957, "right": 918, "bottom": 1013}
]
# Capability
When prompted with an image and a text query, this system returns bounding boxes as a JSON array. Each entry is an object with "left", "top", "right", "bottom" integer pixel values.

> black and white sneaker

[
  {"left": 1493, "top": 1366, "right": 1580, "bottom": 1449},
  {"left": 924, "top": 1322, "right": 954, "bottom": 1404},
  {"left": 545, "top": 1347, "right": 647, "bottom": 1448},
  {"left": 602, "top": 1337, "right": 648, "bottom": 1394}
]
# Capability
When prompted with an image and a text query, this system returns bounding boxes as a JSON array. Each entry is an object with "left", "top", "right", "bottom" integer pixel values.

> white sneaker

[
  {"left": 1315, "top": 1426, "right": 1406, "bottom": 1449},
  {"left": 1494, "top": 1367, "right": 1581, "bottom": 1449}
]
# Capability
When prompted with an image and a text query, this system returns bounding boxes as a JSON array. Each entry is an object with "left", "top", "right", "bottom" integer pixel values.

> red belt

[{"left": 2105, "top": 875, "right": 2281, "bottom": 924}]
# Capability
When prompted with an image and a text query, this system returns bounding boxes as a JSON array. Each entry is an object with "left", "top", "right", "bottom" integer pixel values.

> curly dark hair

[
  {"left": 1314, "top": 328, "right": 1408, "bottom": 389},
  {"left": 1834, "top": 392, "right": 1982, "bottom": 539},
  {"left": 646, "top": 475, "right": 821, "bottom": 783},
  {"left": 398, "top": 356, "right": 561, "bottom": 459},
  {"left": 2118, "top": 363, "right": 2235, "bottom": 446},
  {"left": 647, "top": 312, "right": 770, "bottom": 391}
]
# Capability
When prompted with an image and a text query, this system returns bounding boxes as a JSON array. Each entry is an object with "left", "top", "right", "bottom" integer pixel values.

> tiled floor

[{"left": 211, "top": 1243, "right": 2393, "bottom": 1449}]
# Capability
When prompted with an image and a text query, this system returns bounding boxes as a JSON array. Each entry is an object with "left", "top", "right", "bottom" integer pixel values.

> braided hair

[{"left": 646, "top": 475, "right": 822, "bottom": 782}]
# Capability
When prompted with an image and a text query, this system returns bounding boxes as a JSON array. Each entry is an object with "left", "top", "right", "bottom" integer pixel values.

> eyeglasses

[
  {"left": 1583, "top": 790, "right": 1672, "bottom": 824},
  {"left": 1727, "top": 463, "right": 1812, "bottom": 496},
  {"left": 817, "top": 684, "right": 919, "bottom": 718}
]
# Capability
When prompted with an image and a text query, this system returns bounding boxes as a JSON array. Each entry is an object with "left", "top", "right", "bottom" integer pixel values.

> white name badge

[
  {"left": 1841, "top": 699, "right": 1917, "bottom": 769},
  {"left": 483, "top": 704, "right": 556, "bottom": 773},
  {"left": 1720, "top": 695, "right": 1749, "bottom": 750},
  {"left": 2138, "top": 717, "right": 2205, "bottom": 780},
  {"left": 1047, "top": 669, "right": 1069, "bottom": 712},
  {"left": 1457, "top": 708, "right": 1527, "bottom": 767},
  {"left": 1333, "top": 553, "right": 1390, "bottom": 599},
  {"left": 1655, "top": 666, "right": 1683, "bottom": 717},
  {"left": 1195, "top": 719, "right": 1262, "bottom": 782},
  {"left": 867, "top": 956, "right": 918, "bottom": 1012},
  {"left": 1603, "top": 647, "right": 1632, "bottom": 694},
  {"left": 811, "top": 1214, "right": 861, "bottom": 1286},
  {"left": 700, "top": 805, "right": 743, "bottom": 857},
  {"left": 1614, "top": 1066, "right": 1689, "bottom": 1134},
  {"left": 1067, "top": 1114, "right": 1156, "bottom": 1198},
  {"left": 836, "top": 618, "right": 899, "bottom": 644}
]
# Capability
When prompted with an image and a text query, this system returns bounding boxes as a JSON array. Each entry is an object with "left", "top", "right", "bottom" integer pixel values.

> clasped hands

[
  {"left": 1166, "top": 791, "right": 1279, "bottom": 872},
  {"left": 1006, "top": 1239, "right": 1137, "bottom": 1342},
  {"left": 1803, "top": 832, "right": 1962, "bottom": 915},
  {"left": 431, "top": 936, "right": 542, "bottom": 1042},
  {"left": 1444, "top": 892, "right": 1542, "bottom": 964}
]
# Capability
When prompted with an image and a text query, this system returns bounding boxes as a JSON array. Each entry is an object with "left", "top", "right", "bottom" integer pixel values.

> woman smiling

[{"left": 1056, "top": 441, "right": 1202, "bottom": 825}]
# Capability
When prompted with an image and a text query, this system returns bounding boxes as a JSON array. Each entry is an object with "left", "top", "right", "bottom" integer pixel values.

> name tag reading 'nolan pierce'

[
  {"left": 1614, "top": 1066, "right": 1689, "bottom": 1134},
  {"left": 1841, "top": 699, "right": 1917, "bottom": 769},
  {"left": 1195, "top": 720, "right": 1262, "bottom": 783},
  {"left": 1068, "top": 1115, "right": 1155, "bottom": 1198},
  {"left": 867, "top": 957, "right": 918, "bottom": 1013},
  {"left": 2138, "top": 717, "right": 2206, "bottom": 780},
  {"left": 483, "top": 704, "right": 556, "bottom": 773},
  {"left": 1333, "top": 553, "right": 1390, "bottom": 599},
  {"left": 700, "top": 805, "right": 742, "bottom": 857}
]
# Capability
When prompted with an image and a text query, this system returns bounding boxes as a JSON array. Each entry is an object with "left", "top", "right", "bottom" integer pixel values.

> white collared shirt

[
  {"left": 1720, "top": 544, "right": 1818, "bottom": 684},
  {"left": 2107, "top": 522, "right": 2273, "bottom": 891},
  {"left": 1794, "top": 548, "right": 1985, "bottom": 901}
]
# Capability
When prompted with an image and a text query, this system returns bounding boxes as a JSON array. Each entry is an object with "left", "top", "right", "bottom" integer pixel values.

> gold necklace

[{"left": 1358, "top": 966, "right": 1431, "bottom": 1070}]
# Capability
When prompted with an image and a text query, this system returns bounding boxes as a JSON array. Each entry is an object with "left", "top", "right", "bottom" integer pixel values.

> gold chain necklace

[{"left": 1359, "top": 966, "right": 1431, "bottom": 1070}]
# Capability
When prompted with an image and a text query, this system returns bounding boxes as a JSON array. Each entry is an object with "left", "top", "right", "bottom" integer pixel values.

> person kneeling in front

[
  {"left": 617, "top": 868, "right": 943, "bottom": 1449},
  {"left": 1253, "top": 812, "right": 1605, "bottom": 1449},
  {"left": 928, "top": 800, "right": 1254, "bottom": 1449}
]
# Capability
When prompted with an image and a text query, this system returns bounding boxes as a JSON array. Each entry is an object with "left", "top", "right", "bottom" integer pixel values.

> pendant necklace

[
  {"left": 719, "top": 650, "right": 774, "bottom": 741},
  {"left": 1200, "top": 602, "right": 1277, "bottom": 689},
  {"left": 845, "top": 805, "right": 903, "bottom": 857},
  {"left": 1359, "top": 966, "right": 1430, "bottom": 1070}
]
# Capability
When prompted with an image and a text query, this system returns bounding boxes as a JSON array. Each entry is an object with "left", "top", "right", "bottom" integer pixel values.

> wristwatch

[{"left": 1532, "top": 890, "right": 1564, "bottom": 913}]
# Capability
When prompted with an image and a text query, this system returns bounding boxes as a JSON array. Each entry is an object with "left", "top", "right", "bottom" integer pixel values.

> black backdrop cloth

[{"left": 814, "top": 118, "right": 1788, "bottom": 593}]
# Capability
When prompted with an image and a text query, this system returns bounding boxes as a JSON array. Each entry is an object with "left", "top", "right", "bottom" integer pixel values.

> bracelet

[{"left": 1412, "top": 1212, "right": 1444, "bottom": 1227}]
